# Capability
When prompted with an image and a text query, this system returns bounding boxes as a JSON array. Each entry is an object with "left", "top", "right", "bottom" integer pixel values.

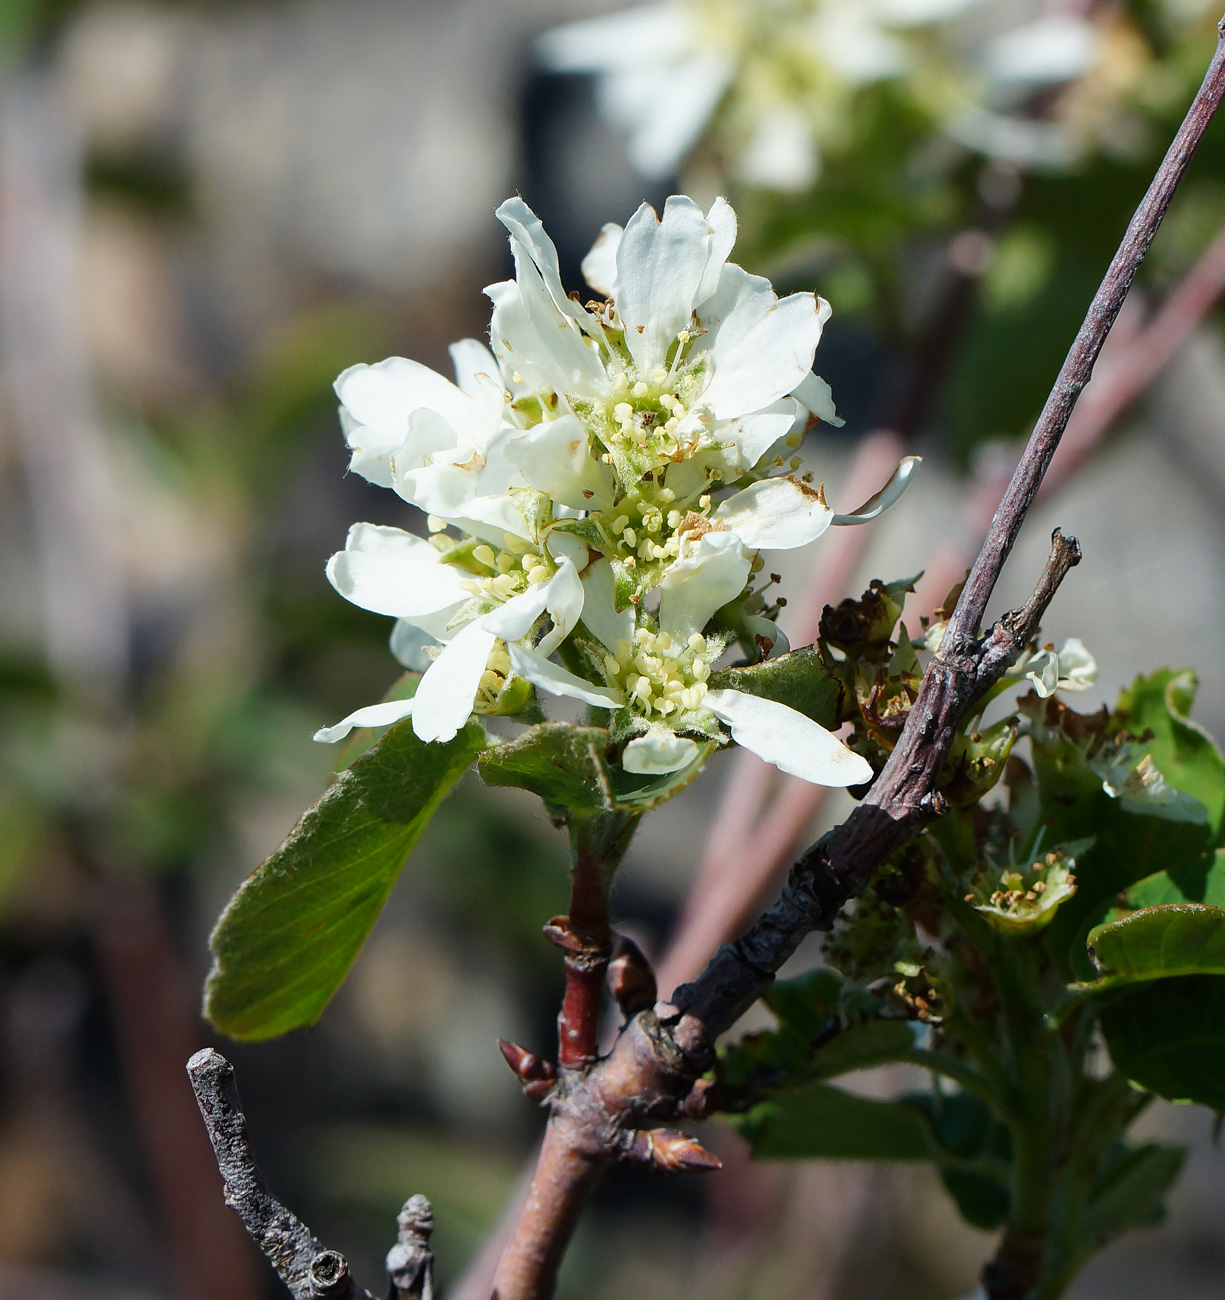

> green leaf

[
  {"left": 1075, "top": 1143, "right": 1185, "bottom": 1250},
  {"left": 1126, "top": 849, "right": 1225, "bottom": 909},
  {"left": 205, "top": 717, "right": 484, "bottom": 1040},
  {"left": 708, "top": 647, "right": 843, "bottom": 727},
  {"left": 1113, "top": 670, "right": 1225, "bottom": 837},
  {"left": 764, "top": 968, "right": 843, "bottom": 1040},
  {"left": 1087, "top": 904, "right": 1225, "bottom": 990},
  {"left": 732, "top": 1081, "right": 933, "bottom": 1161},
  {"left": 805, "top": 1019, "right": 917, "bottom": 1080},
  {"left": 1096, "top": 974, "right": 1225, "bottom": 1109},
  {"left": 478, "top": 724, "right": 615, "bottom": 816}
]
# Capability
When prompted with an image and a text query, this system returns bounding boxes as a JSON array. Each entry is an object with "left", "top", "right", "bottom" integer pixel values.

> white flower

[
  {"left": 315, "top": 523, "right": 585, "bottom": 745},
  {"left": 1017, "top": 637, "right": 1097, "bottom": 699},
  {"left": 538, "top": 0, "right": 979, "bottom": 189},
  {"left": 1089, "top": 749, "right": 1207, "bottom": 825},
  {"left": 316, "top": 194, "right": 907, "bottom": 790}
]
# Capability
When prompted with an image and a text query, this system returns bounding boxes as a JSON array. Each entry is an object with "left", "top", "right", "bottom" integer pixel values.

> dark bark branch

[
  {"left": 490, "top": 20, "right": 1225, "bottom": 1298},
  {"left": 187, "top": 1049, "right": 421, "bottom": 1300},
  {"left": 943, "top": 17, "right": 1225, "bottom": 661}
]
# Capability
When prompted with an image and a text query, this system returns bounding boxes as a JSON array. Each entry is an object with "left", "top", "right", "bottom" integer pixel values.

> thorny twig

[
  {"left": 489, "top": 18, "right": 1225, "bottom": 1300},
  {"left": 187, "top": 1049, "right": 434, "bottom": 1300}
]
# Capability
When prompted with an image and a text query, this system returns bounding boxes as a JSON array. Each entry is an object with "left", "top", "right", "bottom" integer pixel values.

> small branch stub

[
  {"left": 186, "top": 1048, "right": 378, "bottom": 1300},
  {"left": 386, "top": 1195, "right": 436, "bottom": 1300}
]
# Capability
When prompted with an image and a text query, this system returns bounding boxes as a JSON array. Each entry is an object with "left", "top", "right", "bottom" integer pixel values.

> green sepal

[
  {"left": 708, "top": 646, "right": 844, "bottom": 728},
  {"left": 204, "top": 716, "right": 485, "bottom": 1040},
  {"left": 478, "top": 724, "right": 615, "bottom": 817},
  {"left": 477, "top": 722, "right": 713, "bottom": 818}
]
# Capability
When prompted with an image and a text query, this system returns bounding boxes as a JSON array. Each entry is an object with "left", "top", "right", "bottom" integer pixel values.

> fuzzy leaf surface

[{"left": 205, "top": 717, "right": 484, "bottom": 1039}]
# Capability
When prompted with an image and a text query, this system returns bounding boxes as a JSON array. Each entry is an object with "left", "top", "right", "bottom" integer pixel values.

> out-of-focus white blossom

[{"left": 539, "top": 0, "right": 1220, "bottom": 187}]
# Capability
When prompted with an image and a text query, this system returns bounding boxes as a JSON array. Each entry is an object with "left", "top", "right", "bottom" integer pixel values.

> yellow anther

[
  {"left": 527, "top": 565, "right": 550, "bottom": 584},
  {"left": 623, "top": 528, "right": 637, "bottom": 547},
  {"left": 660, "top": 487, "right": 675, "bottom": 502},
  {"left": 632, "top": 381, "right": 649, "bottom": 398},
  {"left": 427, "top": 515, "right": 447, "bottom": 534},
  {"left": 688, "top": 632, "right": 706, "bottom": 652},
  {"left": 497, "top": 551, "right": 516, "bottom": 574},
  {"left": 603, "top": 655, "right": 621, "bottom": 678},
  {"left": 492, "top": 573, "right": 518, "bottom": 595},
  {"left": 472, "top": 545, "right": 496, "bottom": 567},
  {"left": 789, "top": 457, "right": 803, "bottom": 471},
  {"left": 612, "top": 515, "right": 629, "bottom": 534}
]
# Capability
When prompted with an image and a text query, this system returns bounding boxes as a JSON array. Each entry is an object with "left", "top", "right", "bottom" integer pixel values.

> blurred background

[{"left": 1, "top": 1, "right": 1225, "bottom": 1298}]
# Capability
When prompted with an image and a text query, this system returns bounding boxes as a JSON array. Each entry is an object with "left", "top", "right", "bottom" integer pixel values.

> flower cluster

[
  {"left": 316, "top": 195, "right": 920, "bottom": 787},
  {"left": 539, "top": 0, "right": 1220, "bottom": 188}
]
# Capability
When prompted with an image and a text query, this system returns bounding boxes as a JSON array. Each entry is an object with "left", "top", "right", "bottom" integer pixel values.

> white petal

[
  {"left": 738, "top": 107, "right": 818, "bottom": 193},
  {"left": 536, "top": 7, "right": 684, "bottom": 72},
  {"left": 715, "top": 476, "right": 834, "bottom": 551},
  {"left": 581, "top": 223, "right": 623, "bottom": 297},
  {"left": 326, "top": 523, "right": 468, "bottom": 619},
  {"left": 538, "top": 558, "right": 586, "bottom": 656},
  {"left": 705, "top": 690, "right": 873, "bottom": 787},
  {"left": 982, "top": 17, "right": 1098, "bottom": 86},
  {"left": 337, "top": 357, "right": 471, "bottom": 442},
  {"left": 1024, "top": 649, "right": 1061, "bottom": 699},
  {"left": 448, "top": 338, "right": 502, "bottom": 397},
  {"left": 717, "top": 400, "right": 803, "bottom": 470},
  {"left": 831, "top": 456, "right": 922, "bottom": 525},
  {"left": 481, "top": 584, "right": 549, "bottom": 643},
  {"left": 313, "top": 697, "right": 416, "bottom": 744},
  {"left": 615, "top": 196, "right": 722, "bottom": 373},
  {"left": 579, "top": 559, "right": 633, "bottom": 651},
  {"left": 412, "top": 619, "right": 497, "bottom": 743},
  {"left": 792, "top": 371, "right": 843, "bottom": 426},
  {"left": 701, "top": 268, "right": 830, "bottom": 419},
  {"left": 1056, "top": 638, "right": 1097, "bottom": 691},
  {"left": 501, "top": 414, "right": 610, "bottom": 510},
  {"left": 659, "top": 531, "right": 751, "bottom": 639},
  {"left": 609, "top": 51, "right": 733, "bottom": 179},
  {"left": 696, "top": 196, "right": 738, "bottom": 304},
  {"left": 622, "top": 724, "right": 699, "bottom": 775},
  {"left": 390, "top": 621, "right": 437, "bottom": 672},
  {"left": 507, "top": 643, "right": 624, "bottom": 708}
]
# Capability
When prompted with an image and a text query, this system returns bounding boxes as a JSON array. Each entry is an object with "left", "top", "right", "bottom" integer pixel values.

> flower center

[{"left": 602, "top": 627, "right": 715, "bottom": 720}]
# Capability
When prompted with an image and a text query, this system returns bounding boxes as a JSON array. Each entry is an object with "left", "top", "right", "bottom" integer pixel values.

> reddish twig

[{"left": 486, "top": 21, "right": 1225, "bottom": 1299}]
